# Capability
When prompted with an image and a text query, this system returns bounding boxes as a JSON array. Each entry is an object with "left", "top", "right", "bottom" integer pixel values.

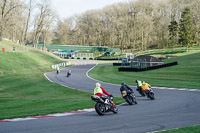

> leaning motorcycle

[
  {"left": 66, "top": 72, "right": 71, "bottom": 77},
  {"left": 121, "top": 90, "right": 137, "bottom": 105},
  {"left": 144, "top": 88, "right": 155, "bottom": 100},
  {"left": 91, "top": 95, "right": 118, "bottom": 116}
]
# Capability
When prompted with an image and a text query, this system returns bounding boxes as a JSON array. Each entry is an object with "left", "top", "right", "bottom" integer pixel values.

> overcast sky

[{"left": 51, "top": 0, "right": 131, "bottom": 20}]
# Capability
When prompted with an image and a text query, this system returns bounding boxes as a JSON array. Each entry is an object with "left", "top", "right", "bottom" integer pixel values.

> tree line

[
  {"left": 0, "top": 0, "right": 199, "bottom": 51},
  {"left": 0, "top": 0, "right": 56, "bottom": 48}
]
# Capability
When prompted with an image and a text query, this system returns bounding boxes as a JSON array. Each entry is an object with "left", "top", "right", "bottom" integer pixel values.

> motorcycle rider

[
  {"left": 94, "top": 82, "right": 111, "bottom": 97},
  {"left": 136, "top": 80, "right": 145, "bottom": 96},
  {"left": 141, "top": 81, "right": 151, "bottom": 92},
  {"left": 141, "top": 81, "right": 155, "bottom": 100},
  {"left": 120, "top": 82, "right": 134, "bottom": 94},
  {"left": 56, "top": 66, "right": 60, "bottom": 74},
  {"left": 67, "top": 70, "right": 71, "bottom": 77},
  {"left": 94, "top": 82, "right": 114, "bottom": 109}
]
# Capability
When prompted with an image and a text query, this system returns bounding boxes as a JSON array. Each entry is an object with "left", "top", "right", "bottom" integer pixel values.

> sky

[{"left": 51, "top": 0, "right": 131, "bottom": 20}]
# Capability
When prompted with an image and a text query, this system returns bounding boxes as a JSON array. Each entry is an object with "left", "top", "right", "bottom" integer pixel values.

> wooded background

[{"left": 0, "top": 0, "right": 199, "bottom": 51}]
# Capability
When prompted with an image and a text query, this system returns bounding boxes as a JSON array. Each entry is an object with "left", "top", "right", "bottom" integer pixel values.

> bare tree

[
  {"left": 32, "top": 0, "right": 56, "bottom": 48},
  {"left": 0, "top": 0, "right": 22, "bottom": 41},
  {"left": 42, "top": 11, "right": 57, "bottom": 49},
  {"left": 21, "top": 0, "right": 35, "bottom": 45}
]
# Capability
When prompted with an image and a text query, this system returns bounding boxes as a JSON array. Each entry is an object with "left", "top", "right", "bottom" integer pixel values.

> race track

[{"left": 1, "top": 64, "right": 200, "bottom": 133}]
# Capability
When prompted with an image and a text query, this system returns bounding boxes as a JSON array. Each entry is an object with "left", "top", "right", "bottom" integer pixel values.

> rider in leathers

[
  {"left": 94, "top": 82, "right": 114, "bottom": 110},
  {"left": 94, "top": 82, "right": 111, "bottom": 97},
  {"left": 120, "top": 82, "right": 134, "bottom": 94},
  {"left": 136, "top": 80, "right": 145, "bottom": 96},
  {"left": 141, "top": 81, "right": 151, "bottom": 92}
]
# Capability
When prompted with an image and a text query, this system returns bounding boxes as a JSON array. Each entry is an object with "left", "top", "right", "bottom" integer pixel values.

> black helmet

[
  {"left": 135, "top": 80, "right": 138, "bottom": 83},
  {"left": 121, "top": 82, "right": 126, "bottom": 86}
]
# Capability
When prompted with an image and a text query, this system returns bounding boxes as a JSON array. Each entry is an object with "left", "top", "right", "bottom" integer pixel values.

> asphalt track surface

[{"left": 1, "top": 64, "right": 200, "bottom": 133}]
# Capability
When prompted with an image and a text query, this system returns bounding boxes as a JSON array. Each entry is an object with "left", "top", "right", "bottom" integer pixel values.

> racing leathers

[
  {"left": 120, "top": 84, "right": 133, "bottom": 94},
  {"left": 94, "top": 86, "right": 110, "bottom": 97},
  {"left": 141, "top": 83, "right": 151, "bottom": 91},
  {"left": 94, "top": 86, "right": 114, "bottom": 110}
]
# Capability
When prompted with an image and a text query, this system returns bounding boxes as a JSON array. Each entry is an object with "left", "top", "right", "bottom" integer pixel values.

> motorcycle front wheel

[
  {"left": 95, "top": 103, "right": 106, "bottom": 116},
  {"left": 149, "top": 92, "right": 155, "bottom": 100},
  {"left": 132, "top": 96, "right": 137, "bottom": 104},
  {"left": 112, "top": 105, "right": 118, "bottom": 114},
  {"left": 125, "top": 95, "right": 137, "bottom": 105}
]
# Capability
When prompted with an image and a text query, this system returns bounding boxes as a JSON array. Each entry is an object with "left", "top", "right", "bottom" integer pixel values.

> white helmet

[{"left": 95, "top": 82, "right": 101, "bottom": 87}]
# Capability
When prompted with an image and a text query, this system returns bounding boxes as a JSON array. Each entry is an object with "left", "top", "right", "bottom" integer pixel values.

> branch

[
  {"left": 4, "top": 4, "right": 22, "bottom": 18},
  {"left": 1, "top": 0, "right": 7, "bottom": 18}
]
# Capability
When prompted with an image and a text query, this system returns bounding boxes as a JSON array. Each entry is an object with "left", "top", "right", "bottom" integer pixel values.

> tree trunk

[
  {"left": 0, "top": 24, "right": 4, "bottom": 41},
  {"left": 0, "top": 31, "right": 3, "bottom": 41},
  {"left": 141, "top": 27, "right": 144, "bottom": 51},
  {"left": 186, "top": 45, "right": 189, "bottom": 52},
  {"left": 24, "top": 0, "right": 32, "bottom": 45}
]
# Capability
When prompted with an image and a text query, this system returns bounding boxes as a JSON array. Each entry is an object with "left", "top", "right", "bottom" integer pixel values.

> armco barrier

[
  {"left": 113, "top": 63, "right": 130, "bottom": 66},
  {"left": 51, "top": 62, "right": 70, "bottom": 69},
  {"left": 97, "top": 58, "right": 118, "bottom": 60},
  {"left": 64, "top": 57, "right": 94, "bottom": 60},
  {"left": 113, "top": 63, "right": 122, "bottom": 66},
  {"left": 118, "top": 61, "right": 178, "bottom": 72}
]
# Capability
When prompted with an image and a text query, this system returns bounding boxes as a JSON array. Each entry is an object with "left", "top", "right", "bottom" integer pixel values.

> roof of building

[
  {"left": 132, "top": 55, "right": 163, "bottom": 63},
  {"left": 59, "top": 50, "right": 75, "bottom": 53}
]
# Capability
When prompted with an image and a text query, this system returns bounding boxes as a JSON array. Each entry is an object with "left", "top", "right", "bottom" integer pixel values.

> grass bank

[
  {"left": 97, "top": 46, "right": 200, "bottom": 59},
  {"left": 135, "top": 46, "right": 200, "bottom": 57},
  {"left": 158, "top": 125, "right": 200, "bottom": 133},
  {"left": 0, "top": 40, "right": 124, "bottom": 120},
  {"left": 88, "top": 52, "right": 200, "bottom": 89}
]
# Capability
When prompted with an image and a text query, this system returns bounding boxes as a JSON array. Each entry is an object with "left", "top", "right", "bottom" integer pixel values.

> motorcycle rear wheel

[{"left": 95, "top": 103, "right": 106, "bottom": 116}]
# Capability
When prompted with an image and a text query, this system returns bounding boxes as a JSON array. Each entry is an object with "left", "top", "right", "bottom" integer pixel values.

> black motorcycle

[
  {"left": 66, "top": 71, "right": 71, "bottom": 77},
  {"left": 144, "top": 88, "right": 155, "bottom": 100},
  {"left": 56, "top": 70, "right": 60, "bottom": 74},
  {"left": 121, "top": 90, "right": 137, "bottom": 105},
  {"left": 91, "top": 95, "right": 118, "bottom": 116}
]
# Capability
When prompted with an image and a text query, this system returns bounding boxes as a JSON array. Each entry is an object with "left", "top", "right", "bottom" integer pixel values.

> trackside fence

[{"left": 118, "top": 61, "right": 178, "bottom": 72}]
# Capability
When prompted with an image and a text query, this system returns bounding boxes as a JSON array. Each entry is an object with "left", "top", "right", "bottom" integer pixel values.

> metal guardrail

[{"left": 51, "top": 62, "right": 71, "bottom": 69}]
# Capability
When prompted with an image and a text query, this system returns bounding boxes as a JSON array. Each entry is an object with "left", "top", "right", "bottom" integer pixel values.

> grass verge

[
  {"left": 0, "top": 40, "right": 124, "bottom": 120},
  {"left": 88, "top": 52, "right": 200, "bottom": 89},
  {"left": 158, "top": 125, "right": 200, "bottom": 133}
]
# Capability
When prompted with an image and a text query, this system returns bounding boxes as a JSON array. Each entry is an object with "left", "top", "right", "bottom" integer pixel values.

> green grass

[
  {"left": 158, "top": 125, "right": 200, "bottom": 133},
  {"left": 0, "top": 41, "right": 199, "bottom": 132},
  {"left": 88, "top": 52, "right": 200, "bottom": 89},
  {"left": 0, "top": 40, "right": 32, "bottom": 52},
  {"left": 135, "top": 47, "right": 200, "bottom": 57},
  {"left": 0, "top": 40, "right": 124, "bottom": 120},
  {"left": 97, "top": 46, "right": 200, "bottom": 59}
]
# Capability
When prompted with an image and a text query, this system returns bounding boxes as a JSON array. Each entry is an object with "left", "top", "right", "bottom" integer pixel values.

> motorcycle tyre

[
  {"left": 149, "top": 92, "right": 155, "bottom": 100},
  {"left": 95, "top": 103, "right": 106, "bottom": 116},
  {"left": 112, "top": 105, "right": 118, "bottom": 114},
  {"left": 139, "top": 91, "right": 145, "bottom": 97},
  {"left": 125, "top": 95, "right": 135, "bottom": 105},
  {"left": 133, "top": 96, "right": 137, "bottom": 104}
]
